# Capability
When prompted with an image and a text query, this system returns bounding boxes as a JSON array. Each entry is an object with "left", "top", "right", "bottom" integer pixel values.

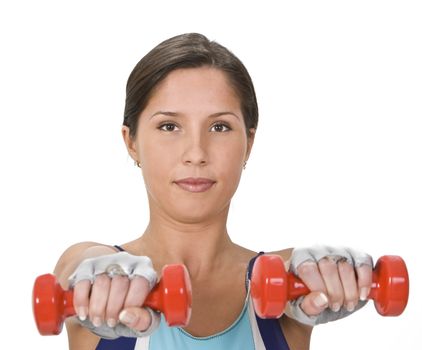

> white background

[{"left": 0, "top": 0, "right": 420, "bottom": 348}]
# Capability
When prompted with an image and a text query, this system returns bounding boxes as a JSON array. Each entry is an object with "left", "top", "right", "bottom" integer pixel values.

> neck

[{"left": 137, "top": 206, "right": 234, "bottom": 280}]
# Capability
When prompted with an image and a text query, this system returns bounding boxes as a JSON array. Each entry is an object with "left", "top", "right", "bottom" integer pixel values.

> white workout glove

[
  {"left": 286, "top": 245, "right": 373, "bottom": 326},
  {"left": 68, "top": 251, "right": 160, "bottom": 339}
]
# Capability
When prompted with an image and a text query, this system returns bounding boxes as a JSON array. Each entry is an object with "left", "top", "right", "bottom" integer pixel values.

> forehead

[{"left": 145, "top": 66, "right": 241, "bottom": 110}]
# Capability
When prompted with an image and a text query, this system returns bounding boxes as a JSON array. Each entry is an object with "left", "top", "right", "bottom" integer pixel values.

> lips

[{"left": 174, "top": 178, "right": 216, "bottom": 193}]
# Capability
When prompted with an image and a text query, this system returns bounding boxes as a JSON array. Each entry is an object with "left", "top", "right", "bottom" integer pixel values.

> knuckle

[
  {"left": 357, "top": 266, "right": 373, "bottom": 283},
  {"left": 73, "top": 294, "right": 88, "bottom": 307},
  {"left": 297, "top": 261, "right": 317, "bottom": 276},
  {"left": 137, "top": 310, "right": 152, "bottom": 331},
  {"left": 129, "top": 278, "right": 149, "bottom": 297},
  {"left": 94, "top": 274, "right": 110, "bottom": 287},
  {"left": 106, "top": 300, "right": 121, "bottom": 317},
  {"left": 89, "top": 298, "right": 107, "bottom": 317},
  {"left": 344, "top": 287, "right": 359, "bottom": 302},
  {"left": 338, "top": 260, "right": 353, "bottom": 273},
  {"left": 318, "top": 257, "right": 337, "bottom": 271},
  {"left": 300, "top": 298, "right": 320, "bottom": 317},
  {"left": 73, "top": 286, "right": 90, "bottom": 305},
  {"left": 74, "top": 279, "right": 90, "bottom": 290},
  {"left": 113, "top": 275, "right": 130, "bottom": 284},
  {"left": 106, "top": 298, "right": 125, "bottom": 318},
  {"left": 137, "top": 319, "right": 150, "bottom": 331},
  {"left": 131, "top": 275, "right": 150, "bottom": 288},
  {"left": 112, "top": 276, "right": 131, "bottom": 293},
  {"left": 88, "top": 299, "right": 104, "bottom": 315}
]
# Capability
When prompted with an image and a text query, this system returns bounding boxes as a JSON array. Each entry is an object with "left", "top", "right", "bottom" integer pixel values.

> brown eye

[
  {"left": 158, "top": 123, "right": 178, "bottom": 132},
  {"left": 211, "top": 123, "right": 231, "bottom": 132}
]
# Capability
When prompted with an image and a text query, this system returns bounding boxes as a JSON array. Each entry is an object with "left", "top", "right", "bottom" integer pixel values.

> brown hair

[{"left": 123, "top": 33, "right": 259, "bottom": 139}]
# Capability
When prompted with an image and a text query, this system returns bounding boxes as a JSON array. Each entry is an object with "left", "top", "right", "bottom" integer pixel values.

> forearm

[{"left": 280, "top": 315, "right": 313, "bottom": 350}]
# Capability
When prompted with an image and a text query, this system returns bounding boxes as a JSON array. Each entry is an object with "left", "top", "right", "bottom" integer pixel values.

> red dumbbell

[
  {"left": 251, "top": 255, "right": 409, "bottom": 318},
  {"left": 33, "top": 264, "right": 192, "bottom": 335}
]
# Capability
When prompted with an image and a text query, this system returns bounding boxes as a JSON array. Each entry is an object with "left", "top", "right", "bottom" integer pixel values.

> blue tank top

[{"left": 96, "top": 249, "right": 290, "bottom": 350}]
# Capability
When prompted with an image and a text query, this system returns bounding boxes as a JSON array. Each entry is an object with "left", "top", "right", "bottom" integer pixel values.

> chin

[{"left": 167, "top": 203, "right": 219, "bottom": 223}]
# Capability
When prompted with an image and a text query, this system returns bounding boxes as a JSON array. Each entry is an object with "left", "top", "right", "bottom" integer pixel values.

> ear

[
  {"left": 245, "top": 128, "right": 256, "bottom": 162},
  {"left": 121, "top": 125, "right": 139, "bottom": 162}
]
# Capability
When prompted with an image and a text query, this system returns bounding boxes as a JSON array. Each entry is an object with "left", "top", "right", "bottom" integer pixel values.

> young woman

[{"left": 53, "top": 33, "right": 373, "bottom": 350}]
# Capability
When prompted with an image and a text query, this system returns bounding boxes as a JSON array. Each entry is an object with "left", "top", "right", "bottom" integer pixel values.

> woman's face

[{"left": 123, "top": 66, "right": 255, "bottom": 223}]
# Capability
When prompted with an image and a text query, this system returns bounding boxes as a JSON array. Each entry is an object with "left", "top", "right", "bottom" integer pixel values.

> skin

[{"left": 54, "top": 66, "right": 372, "bottom": 350}]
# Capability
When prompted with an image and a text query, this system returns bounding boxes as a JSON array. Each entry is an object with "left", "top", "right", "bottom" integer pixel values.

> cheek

[
  {"left": 214, "top": 143, "right": 244, "bottom": 186},
  {"left": 140, "top": 150, "right": 175, "bottom": 191},
  {"left": 219, "top": 137, "right": 245, "bottom": 162},
  {"left": 138, "top": 134, "right": 174, "bottom": 170},
  {"left": 135, "top": 141, "right": 175, "bottom": 198}
]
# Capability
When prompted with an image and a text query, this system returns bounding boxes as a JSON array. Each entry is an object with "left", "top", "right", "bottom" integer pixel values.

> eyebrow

[{"left": 149, "top": 111, "right": 240, "bottom": 120}]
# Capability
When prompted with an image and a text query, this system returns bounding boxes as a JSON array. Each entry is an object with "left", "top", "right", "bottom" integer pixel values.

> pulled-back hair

[{"left": 123, "top": 33, "right": 258, "bottom": 139}]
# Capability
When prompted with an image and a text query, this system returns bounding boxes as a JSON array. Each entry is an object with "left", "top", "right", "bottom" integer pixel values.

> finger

[
  {"left": 73, "top": 279, "right": 91, "bottom": 321},
  {"left": 356, "top": 264, "right": 373, "bottom": 301},
  {"left": 119, "top": 307, "right": 152, "bottom": 332},
  {"left": 124, "top": 276, "right": 150, "bottom": 308},
  {"left": 299, "top": 291, "right": 329, "bottom": 316},
  {"left": 337, "top": 260, "right": 359, "bottom": 311},
  {"left": 318, "top": 257, "right": 344, "bottom": 311},
  {"left": 105, "top": 275, "right": 130, "bottom": 328},
  {"left": 89, "top": 274, "right": 111, "bottom": 327},
  {"left": 296, "top": 261, "right": 327, "bottom": 294}
]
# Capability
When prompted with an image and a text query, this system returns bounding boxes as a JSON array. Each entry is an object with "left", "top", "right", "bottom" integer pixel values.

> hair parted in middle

[{"left": 122, "top": 33, "right": 259, "bottom": 140}]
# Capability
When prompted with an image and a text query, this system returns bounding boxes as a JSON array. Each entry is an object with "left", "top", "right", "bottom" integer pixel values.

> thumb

[
  {"left": 299, "top": 291, "right": 329, "bottom": 316},
  {"left": 118, "top": 307, "right": 152, "bottom": 331}
]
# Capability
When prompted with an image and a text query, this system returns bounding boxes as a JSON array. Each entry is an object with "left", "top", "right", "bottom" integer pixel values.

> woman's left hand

[{"left": 285, "top": 246, "right": 373, "bottom": 326}]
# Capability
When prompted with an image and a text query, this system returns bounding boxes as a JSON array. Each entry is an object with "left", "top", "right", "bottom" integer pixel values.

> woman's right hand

[
  {"left": 68, "top": 251, "right": 160, "bottom": 338},
  {"left": 74, "top": 273, "right": 153, "bottom": 331}
]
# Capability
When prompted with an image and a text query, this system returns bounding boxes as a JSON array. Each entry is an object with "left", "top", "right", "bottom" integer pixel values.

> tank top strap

[
  {"left": 114, "top": 244, "right": 125, "bottom": 252},
  {"left": 244, "top": 251, "right": 291, "bottom": 350},
  {"left": 245, "top": 251, "right": 265, "bottom": 292}
]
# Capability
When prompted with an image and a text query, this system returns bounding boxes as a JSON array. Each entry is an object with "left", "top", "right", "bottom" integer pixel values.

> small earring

[
  {"left": 134, "top": 160, "right": 141, "bottom": 168},
  {"left": 243, "top": 161, "right": 247, "bottom": 170}
]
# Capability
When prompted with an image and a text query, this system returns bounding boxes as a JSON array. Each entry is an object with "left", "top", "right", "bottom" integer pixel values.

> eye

[
  {"left": 158, "top": 123, "right": 179, "bottom": 132},
  {"left": 158, "top": 122, "right": 232, "bottom": 133},
  {"left": 211, "top": 123, "right": 232, "bottom": 132}
]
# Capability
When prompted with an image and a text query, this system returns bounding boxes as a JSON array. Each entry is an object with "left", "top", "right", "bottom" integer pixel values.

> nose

[{"left": 182, "top": 132, "right": 208, "bottom": 167}]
